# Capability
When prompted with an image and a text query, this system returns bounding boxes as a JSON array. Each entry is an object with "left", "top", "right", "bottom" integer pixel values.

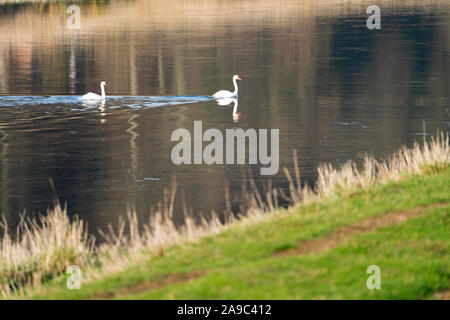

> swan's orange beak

[{"left": 237, "top": 76, "right": 242, "bottom": 80}]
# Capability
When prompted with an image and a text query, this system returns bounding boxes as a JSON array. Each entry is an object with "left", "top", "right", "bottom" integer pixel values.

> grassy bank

[
  {"left": 1, "top": 134, "right": 449, "bottom": 299},
  {"left": 31, "top": 164, "right": 450, "bottom": 299}
]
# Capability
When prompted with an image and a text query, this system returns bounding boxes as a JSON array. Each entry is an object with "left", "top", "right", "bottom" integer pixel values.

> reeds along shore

[{"left": 0, "top": 133, "right": 448, "bottom": 297}]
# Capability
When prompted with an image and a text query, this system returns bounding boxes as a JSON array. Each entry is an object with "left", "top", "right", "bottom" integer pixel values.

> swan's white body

[
  {"left": 212, "top": 75, "right": 241, "bottom": 99},
  {"left": 82, "top": 81, "right": 106, "bottom": 100},
  {"left": 216, "top": 97, "right": 235, "bottom": 106}
]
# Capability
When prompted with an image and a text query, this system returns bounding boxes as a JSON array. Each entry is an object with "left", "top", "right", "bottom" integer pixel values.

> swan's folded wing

[
  {"left": 82, "top": 92, "right": 101, "bottom": 100},
  {"left": 212, "top": 90, "right": 233, "bottom": 98}
]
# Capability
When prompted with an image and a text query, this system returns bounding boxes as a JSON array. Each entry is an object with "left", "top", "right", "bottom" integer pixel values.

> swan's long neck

[
  {"left": 100, "top": 84, "right": 106, "bottom": 99},
  {"left": 232, "top": 77, "right": 239, "bottom": 96}
]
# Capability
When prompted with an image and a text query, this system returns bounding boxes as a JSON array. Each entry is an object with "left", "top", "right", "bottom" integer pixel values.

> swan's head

[
  {"left": 100, "top": 81, "right": 107, "bottom": 86},
  {"left": 233, "top": 75, "right": 242, "bottom": 81}
]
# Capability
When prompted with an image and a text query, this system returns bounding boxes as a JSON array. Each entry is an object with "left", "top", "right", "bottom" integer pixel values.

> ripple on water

[{"left": 0, "top": 95, "right": 213, "bottom": 109}]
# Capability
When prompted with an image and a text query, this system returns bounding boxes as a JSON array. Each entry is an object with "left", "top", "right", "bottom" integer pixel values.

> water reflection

[
  {"left": 216, "top": 98, "right": 241, "bottom": 123},
  {"left": 0, "top": 0, "right": 448, "bottom": 235}
]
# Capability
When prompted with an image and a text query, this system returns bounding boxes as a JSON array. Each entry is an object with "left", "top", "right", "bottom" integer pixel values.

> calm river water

[{"left": 0, "top": 0, "right": 448, "bottom": 234}]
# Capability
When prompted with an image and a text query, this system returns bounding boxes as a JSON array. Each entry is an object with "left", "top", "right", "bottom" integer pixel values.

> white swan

[
  {"left": 212, "top": 75, "right": 241, "bottom": 99},
  {"left": 82, "top": 81, "right": 107, "bottom": 100}
]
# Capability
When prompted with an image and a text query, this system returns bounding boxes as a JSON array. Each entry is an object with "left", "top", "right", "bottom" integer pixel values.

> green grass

[{"left": 26, "top": 166, "right": 450, "bottom": 299}]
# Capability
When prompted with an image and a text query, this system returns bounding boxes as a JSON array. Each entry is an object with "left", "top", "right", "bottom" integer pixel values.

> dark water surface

[{"left": 0, "top": 0, "right": 449, "bottom": 234}]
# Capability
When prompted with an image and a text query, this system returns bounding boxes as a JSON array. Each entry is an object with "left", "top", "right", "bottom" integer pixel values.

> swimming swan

[
  {"left": 82, "top": 81, "right": 107, "bottom": 100},
  {"left": 212, "top": 75, "right": 241, "bottom": 99}
]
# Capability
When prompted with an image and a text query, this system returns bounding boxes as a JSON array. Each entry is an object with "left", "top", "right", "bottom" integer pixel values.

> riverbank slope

[
  {"left": 30, "top": 153, "right": 450, "bottom": 299},
  {"left": 1, "top": 135, "right": 448, "bottom": 299}
]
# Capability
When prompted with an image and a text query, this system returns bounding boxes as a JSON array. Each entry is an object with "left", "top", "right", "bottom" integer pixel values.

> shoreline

[{"left": 1, "top": 133, "right": 448, "bottom": 299}]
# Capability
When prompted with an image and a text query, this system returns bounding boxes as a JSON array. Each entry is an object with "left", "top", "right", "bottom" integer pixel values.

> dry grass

[
  {"left": 316, "top": 133, "right": 449, "bottom": 198},
  {"left": 0, "top": 133, "right": 448, "bottom": 298},
  {"left": 92, "top": 185, "right": 235, "bottom": 278},
  {"left": 0, "top": 204, "right": 94, "bottom": 297}
]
